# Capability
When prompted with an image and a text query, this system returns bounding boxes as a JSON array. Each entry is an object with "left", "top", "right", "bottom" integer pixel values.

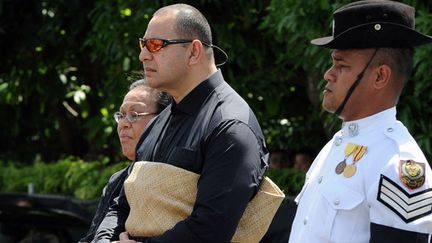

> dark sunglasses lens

[{"left": 146, "top": 39, "right": 164, "bottom": 53}]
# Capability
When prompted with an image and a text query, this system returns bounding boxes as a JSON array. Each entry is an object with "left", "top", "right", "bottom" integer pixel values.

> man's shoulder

[
  {"left": 382, "top": 120, "right": 427, "bottom": 162},
  {"left": 211, "top": 81, "right": 255, "bottom": 123},
  {"left": 372, "top": 121, "right": 432, "bottom": 227}
]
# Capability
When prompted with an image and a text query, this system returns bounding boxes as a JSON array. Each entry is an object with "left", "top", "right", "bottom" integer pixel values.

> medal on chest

[
  {"left": 335, "top": 143, "right": 357, "bottom": 174},
  {"left": 335, "top": 143, "right": 367, "bottom": 178}
]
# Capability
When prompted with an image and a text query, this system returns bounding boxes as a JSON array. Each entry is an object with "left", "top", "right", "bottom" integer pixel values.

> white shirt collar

[{"left": 340, "top": 107, "right": 397, "bottom": 137}]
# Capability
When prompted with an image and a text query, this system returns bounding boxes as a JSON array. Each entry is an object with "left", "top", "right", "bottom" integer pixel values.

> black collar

[{"left": 171, "top": 70, "right": 224, "bottom": 115}]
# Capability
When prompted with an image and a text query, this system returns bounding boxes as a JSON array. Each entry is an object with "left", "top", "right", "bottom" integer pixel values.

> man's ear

[
  {"left": 188, "top": 39, "right": 203, "bottom": 66},
  {"left": 373, "top": 64, "right": 391, "bottom": 90}
]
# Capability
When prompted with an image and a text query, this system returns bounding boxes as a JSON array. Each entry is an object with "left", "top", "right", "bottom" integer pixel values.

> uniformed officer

[{"left": 289, "top": 1, "right": 432, "bottom": 242}]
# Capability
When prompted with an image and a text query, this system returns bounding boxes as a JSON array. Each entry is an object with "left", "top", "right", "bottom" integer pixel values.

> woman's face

[{"left": 117, "top": 87, "right": 157, "bottom": 160}]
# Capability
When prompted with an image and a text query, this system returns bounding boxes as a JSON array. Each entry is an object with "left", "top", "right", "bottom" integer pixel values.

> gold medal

[
  {"left": 338, "top": 144, "right": 367, "bottom": 178},
  {"left": 343, "top": 164, "right": 357, "bottom": 178},
  {"left": 335, "top": 143, "right": 358, "bottom": 175},
  {"left": 335, "top": 160, "right": 346, "bottom": 174}
]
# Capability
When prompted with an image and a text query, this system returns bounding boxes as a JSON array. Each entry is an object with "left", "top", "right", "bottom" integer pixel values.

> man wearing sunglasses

[
  {"left": 289, "top": 1, "right": 432, "bottom": 242},
  {"left": 93, "top": 3, "right": 269, "bottom": 243}
]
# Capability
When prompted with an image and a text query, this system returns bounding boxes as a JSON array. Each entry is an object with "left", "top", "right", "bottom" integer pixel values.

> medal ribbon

[
  {"left": 343, "top": 144, "right": 366, "bottom": 178},
  {"left": 353, "top": 145, "right": 367, "bottom": 162},
  {"left": 337, "top": 143, "right": 367, "bottom": 178},
  {"left": 344, "top": 143, "right": 358, "bottom": 157}
]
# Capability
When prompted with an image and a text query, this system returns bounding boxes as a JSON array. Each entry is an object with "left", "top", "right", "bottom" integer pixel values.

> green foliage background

[
  {"left": 1, "top": 0, "right": 431, "bottom": 197},
  {"left": 0, "top": 159, "right": 304, "bottom": 199},
  {"left": 0, "top": 158, "right": 129, "bottom": 199}
]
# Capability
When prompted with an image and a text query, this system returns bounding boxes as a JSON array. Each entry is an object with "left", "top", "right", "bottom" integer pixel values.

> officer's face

[{"left": 322, "top": 49, "right": 376, "bottom": 121}]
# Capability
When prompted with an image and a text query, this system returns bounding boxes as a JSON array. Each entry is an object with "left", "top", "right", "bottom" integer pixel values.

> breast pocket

[
  {"left": 313, "top": 183, "right": 366, "bottom": 241},
  {"left": 168, "top": 147, "right": 200, "bottom": 173}
]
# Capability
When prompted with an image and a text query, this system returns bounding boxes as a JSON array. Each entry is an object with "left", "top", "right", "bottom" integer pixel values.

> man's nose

[
  {"left": 324, "top": 65, "right": 336, "bottom": 83},
  {"left": 139, "top": 46, "right": 152, "bottom": 62}
]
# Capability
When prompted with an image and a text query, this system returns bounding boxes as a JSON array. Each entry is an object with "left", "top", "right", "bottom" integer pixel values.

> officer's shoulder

[{"left": 382, "top": 121, "right": 426, "bottom": 161}]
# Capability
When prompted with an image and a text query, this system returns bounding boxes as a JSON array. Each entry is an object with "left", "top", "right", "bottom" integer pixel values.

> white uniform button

[
  {"left": 387, "top": 127, "right": 394, "bottom": 132},
  {"left": 318, "top": 176, "right": 323, "bottom": 184},
  {"left": 374, "top": 23, "right": 381, "bottom": 31},
  {"left": 303, "top": 217, "right": 308, "bottom": 225},
  {"left": 334, "top": 199, "right": 340, "bottom": 206},
  {"left": 335, "top": 137, "right": 342, "bottom": 146}
]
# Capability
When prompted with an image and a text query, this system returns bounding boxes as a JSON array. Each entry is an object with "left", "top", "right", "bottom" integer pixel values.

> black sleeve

[
  {"left": 369, "top": 223, "right": 430, "bottom": 243},
  {"left": 92, "top": 172, "right": 132, "bottom": 242},
  {"left": 79, "top": 168, "right": 127, "bottom": 242}
]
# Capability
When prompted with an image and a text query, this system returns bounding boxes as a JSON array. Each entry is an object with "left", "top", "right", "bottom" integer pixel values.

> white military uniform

[{"left": 289, "top": 107, "right": 432, "bottom": 243}]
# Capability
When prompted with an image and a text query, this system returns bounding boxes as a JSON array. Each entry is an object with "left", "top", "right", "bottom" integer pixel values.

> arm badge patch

[{"left": 400, "top": 160, "right": 425, "bottom": 190}]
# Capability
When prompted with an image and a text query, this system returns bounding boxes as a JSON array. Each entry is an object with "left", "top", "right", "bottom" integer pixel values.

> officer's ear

[{"left": 373, "top": 64, "right": 391, "bottom": 90}]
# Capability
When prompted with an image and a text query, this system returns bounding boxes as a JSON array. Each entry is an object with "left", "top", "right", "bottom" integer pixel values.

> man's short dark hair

[
  {"left": 129, "top": 79, "right": 171, "bottom": 114},
  {"left": 374, "top": 48, "right": 413, "bottom": 98},
  {"left": 375, "top": 48, "right": 414, "bottom": 84},
  {"left": 155, "top": 4, "right": 212, "bottom": 45}
]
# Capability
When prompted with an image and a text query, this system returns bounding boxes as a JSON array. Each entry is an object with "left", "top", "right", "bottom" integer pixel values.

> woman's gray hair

[{"left": 129, "top": 79, "right": 171, "bottom": 114}]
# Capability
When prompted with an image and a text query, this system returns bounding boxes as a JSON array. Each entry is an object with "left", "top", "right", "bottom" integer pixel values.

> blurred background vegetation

[{"left": 1, "top": 0, "right": 431, "bottom": 198}]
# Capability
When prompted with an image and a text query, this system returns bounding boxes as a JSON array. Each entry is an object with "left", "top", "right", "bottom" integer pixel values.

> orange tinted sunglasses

[{"left": 139, "top": 38, "right": 193, "bottom": 53}]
